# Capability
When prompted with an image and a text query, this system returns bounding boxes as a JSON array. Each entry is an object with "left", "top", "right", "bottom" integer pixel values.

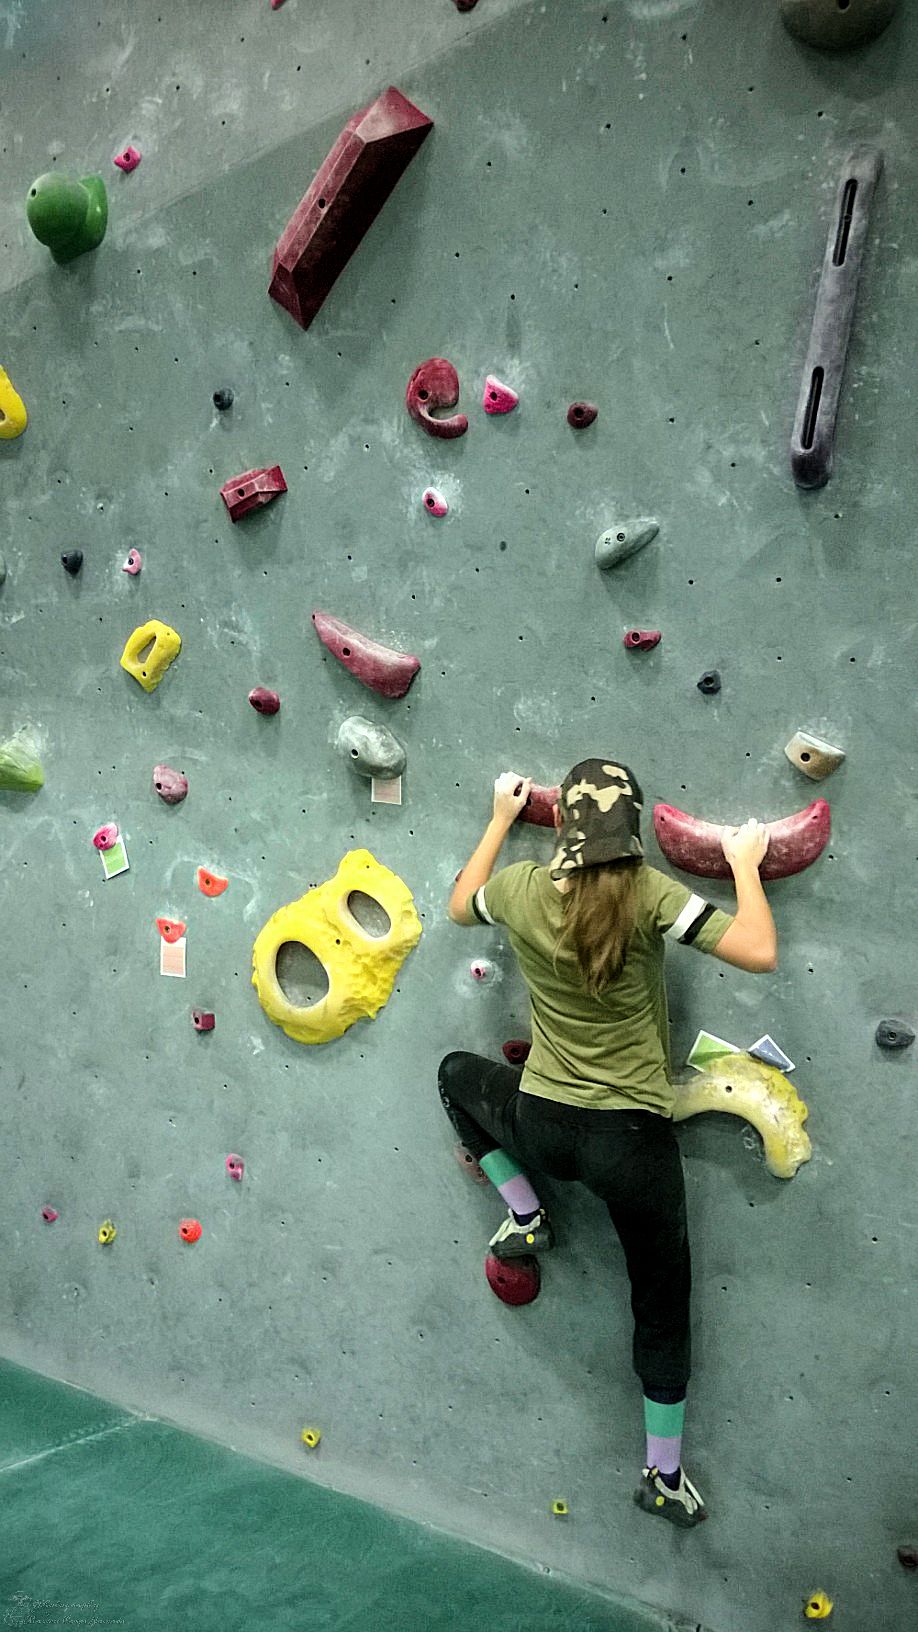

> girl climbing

[{"left": 440, "top": 760, "right": 776, "bottom": 1528}]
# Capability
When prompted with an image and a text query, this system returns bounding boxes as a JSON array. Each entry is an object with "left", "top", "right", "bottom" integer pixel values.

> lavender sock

[{"left": 478, "top": 1149, "right": 541, "bottom": 1223}]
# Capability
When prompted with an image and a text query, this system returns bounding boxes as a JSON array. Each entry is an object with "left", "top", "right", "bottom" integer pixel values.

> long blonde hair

[{"left": 554, "top": 859, "right": 642, "bottom": 996}]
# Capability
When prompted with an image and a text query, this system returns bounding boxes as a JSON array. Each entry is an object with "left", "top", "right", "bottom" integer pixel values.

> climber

[{"left": 440, "top": 760, "right": 776, "bottom": 1528}]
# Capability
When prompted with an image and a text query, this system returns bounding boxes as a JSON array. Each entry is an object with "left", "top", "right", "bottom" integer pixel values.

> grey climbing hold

[
  {"left": 152, "top": 764, "right": 188, "bottom": 804},
  {"left": 780, "top": 0, "right": 898, "bottom": 50},
  {"left": 595, "top": 518, "right": 658, "bottom": 570},
  {"left": 61, "top": 550, "right": 83, "bottom": 575},
  {"left": 875, "top": 1020, "right": 914, "bottom": 1050},
  {"left": 335, "top": 716, "right": 406, "bottom": 780},
  {"left": 784, "top": 730, "right": 845, "bottom": 780},
  {"left": 0, "top": 554, "right": 6, "bottom": 586},
  {"left": 213, "top": 388, "right": 234, "bottom": 410},
  {"left": 697, "top": 670, "right": 721, "bottom": 695}
]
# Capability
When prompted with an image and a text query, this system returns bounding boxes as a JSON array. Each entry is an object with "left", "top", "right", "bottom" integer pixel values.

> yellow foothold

[
  {"left": 804, "top": 1591, "right": 833, "bottom": 1620},
  {"left": 0, "top": 366, "right": 27, "bottom": 439},
  {"left": 252, "top": 849, "right": 422, "bottom": 1046},
  {"left": 655, "top": 1495, "right": 665, "bottom": 1508},
  {"left": 119, "top": 619, "right": 182, "bottom": 692},
  {"left": 97, "top": 1220, "right": 117, "bottom": 1245},
  {"left": 525, "top": 1233, "right": 535, "bottom": 1244},
  {"left": 551, "top": 1500, "right": 568, "bottom": 1517},
  {"left": 301, "top": 1427, "right": 322, "bottom": 1449}
]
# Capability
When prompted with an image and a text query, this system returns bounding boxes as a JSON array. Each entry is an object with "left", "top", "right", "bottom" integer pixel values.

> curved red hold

[
  {"left": 502, "top": 1039, "right": 531, "bottom": 1066},
  {"left": 653, "top": 798, "right": 831, "bottom": 881},
  {"left": 623, "top": 629, "right": 661, "bottom": 651},
  {"left": 312, "top": 610, "right": 420, "bottom": 698},
  {"left": 485, "top": 1253, "right": 540, "bottom": 1306},
  {"left": 156, "top": 917, "right": 186, "bottom": 943},
  {"left": 519, "top": 783, "right": 559, "bottom": 828},
  {"left": 567, "top": 401, "right": 598, "bottom": 429},
  {"left": 220, "top": 466, "right": 286, "bottom": 522},
  {"left": 406, "top": 358, "right": 468, "bottom": 440}
]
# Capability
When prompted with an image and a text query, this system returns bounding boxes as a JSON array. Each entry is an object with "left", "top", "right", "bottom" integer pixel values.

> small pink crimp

[
  {"left": 42, "top": 1206, "right": 59, "bottom": 1223},
  {"left": 122, "top": 549, "right": 143, "bottom": 575},
  {"left": 113, "top": 146, "right": 141, "bottom": 173},
  {"left": 92, "top": 823, "right": 120, "bottom": 851},
  {"left": 623, "top": 629, "right": 662, "bottom": 652},
  {"left": 422, "top": 487, "right": 448, "bottom": 517},
  {"left": 482, "top": 375, "right": 519, "bottom": 415},
  {"left": 226, "top": 1154, "right": 245, "bottom": 1181},
  {"left": 470, "top": 959, "right": 494, "bottom": 982}
]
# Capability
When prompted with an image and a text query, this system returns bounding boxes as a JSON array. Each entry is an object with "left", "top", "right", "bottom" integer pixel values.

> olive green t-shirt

[{"left": 471, "top": 862, "right": 735, "bottom": 1117}]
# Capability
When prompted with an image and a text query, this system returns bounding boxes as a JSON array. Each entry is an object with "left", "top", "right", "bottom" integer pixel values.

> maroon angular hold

[
  {"left": 192, "top": 1009, "right": 216, "bottom": 1032},
  {"left": 485, "top": 1253, "right": 540, "bottom": 1307},
  {"left": 406, "top": 357, "right": 468, "bottom": 439},
  {"left": 311, "top": 610, "right": 420, "bottom": 699},
  {"left": 519, "top": 783, "right": 559, "bottom": 828},
  {"left": 220, "top": 466, "right": 286, "bottom": 522},
  {"left": 502, "top": 1039, "right": 532, "bottom": 1067},
  {"left": 453, "top": 0, "right": 480, "bottom": 10},
  {"left": 269, "top": 86, "right": 433, "bottom": 331}
]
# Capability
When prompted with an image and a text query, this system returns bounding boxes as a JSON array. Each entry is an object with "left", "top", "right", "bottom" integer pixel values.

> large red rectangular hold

[{"left": 268, "top": 86, "right": 433, "bottom": 331}]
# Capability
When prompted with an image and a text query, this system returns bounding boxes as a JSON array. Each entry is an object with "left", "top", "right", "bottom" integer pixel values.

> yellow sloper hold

[
  {"left": 672, "top": 1053, "right": 812, "bottom": 1180},
  {"left": 804, "top": 1591, "right": 833, "bottom": 1620},
  {"left": 0, "top": 365, "right": 27, "bottom": 439},
  {"left": 120, "top": 619, "right": 182, "bottom": 692},
  {"left": 252, "top": 849, "right": 422, "bottom": 1046}
]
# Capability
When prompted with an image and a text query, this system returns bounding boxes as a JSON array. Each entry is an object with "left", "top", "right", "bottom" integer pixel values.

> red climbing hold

[
  {"left": 191, "top": 1009, "right": 216, "bottom": 1032},
  {"left": 454, "top": 1143, "right": 488, "bottom": 1184},
  {"left": 519, "top": 783, "right": 559, "bottom": 828},
  {"left": 485, "top": 1253, "right": 540, "bottom": 1306},
  {"left": 41, "top": 1206, "right": 59, "bottom": 1223},
  {"left": 113, "top": 146, "right": 141, "bottom": 173},
  {"left": 155, "top": 917, "right": 186, "bottom": 943},
  {"left": 179, "top": 1218, "right": 202, "bottom": 1243},
  {"left": 406, "top": 357, "right": 468, "bottom": 439},
  {"left": 269, "top": 87, "right": 433, "bottom": 331},
  {"left": 312, "top": 610, "right": 420, "bottom": 699},
  {"left": 220, "top": 466, "right": 286, "bottom": 522},
  {"left": 623, "top": 629, "right": 662, "bottom": 652},
  {"left": 482, "top": 375, "right": 519, "bottom": 415},
  {"left": 249, "top": 686, "right": 280, "bottom": 715},
  {"left": 567, "top": 401, "right": 598, "bottom": 429},
  {"left": 196, "top": 867, "right": 228, "bottom": 897},
  {"left": 653, "top": 798, "right": 831, "bottom": 881},
  {"left": 502, "top": 1039, "right": 532, "bottom": 1067},
  {"left": 452, "top": 0, "right": 480, "bottom": 10}
]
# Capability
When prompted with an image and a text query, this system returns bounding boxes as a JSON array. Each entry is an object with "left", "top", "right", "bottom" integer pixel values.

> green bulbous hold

[
  {"left": 0, "top": 732, "right": 44, "bottom": 793},
  {"left": 26, "top": 173, "right": 108, "bottom": 264}
]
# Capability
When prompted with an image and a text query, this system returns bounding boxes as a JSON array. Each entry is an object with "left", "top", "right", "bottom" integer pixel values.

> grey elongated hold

[
  {"left": 336, "top": 716, "right": 406, "bottom": 780},
  {"left": 595, "top": 518, "right": 658, "bottom": 571},
  {"left": 790, "top": 147, "right": 882, "bottom": 489},
  {"left": 875, "top": 1020, "right": 914, "bottom": 1051},
  {"left": 784, "top": 730, "right": 845, "bottom": 780}
]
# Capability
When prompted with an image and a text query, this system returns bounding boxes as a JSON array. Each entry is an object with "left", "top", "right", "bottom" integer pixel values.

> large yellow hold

[
  {"left": 0, "top": 365, "right": 27, "bottom": 439},
  {"left": 120, "top": 619, "right": 182, "bottom": 691},
  {"left": 252, "top": 849, "right": 422, "bottom": 1045}
]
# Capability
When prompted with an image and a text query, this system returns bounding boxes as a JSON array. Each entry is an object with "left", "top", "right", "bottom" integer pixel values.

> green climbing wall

[{"left": 1, "top": 3, "right": 916, "bottom": 1630}]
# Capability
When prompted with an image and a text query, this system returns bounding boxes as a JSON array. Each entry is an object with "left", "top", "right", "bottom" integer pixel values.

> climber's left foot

[
  {"left": 633, "top": 1465, "right": 708, "bottom": 1527},
  {"left": 488, "top": 1208, "right": 554, "bottom": 1259}
]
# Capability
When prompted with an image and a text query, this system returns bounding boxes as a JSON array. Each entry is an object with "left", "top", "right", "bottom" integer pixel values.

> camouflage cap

[{"left": 548, "top": 759, "right": 644, "bottom": 880}]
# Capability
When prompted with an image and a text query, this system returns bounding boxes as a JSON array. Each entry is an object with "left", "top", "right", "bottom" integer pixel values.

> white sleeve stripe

[
  {"left": 664, "top": 893, "right": 708, "bottom": 942},
  {"left": 474, "top": 886, "right": 496, "bottom": 925}
]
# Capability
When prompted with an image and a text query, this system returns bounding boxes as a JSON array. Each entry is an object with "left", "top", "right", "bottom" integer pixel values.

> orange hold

[
  {"left": 196, "top": 867, "right": 228, "bottom": 897},
  {"left": 156, "top": 917, "right": 187, "bottom": 943},
  {"left": 179, "top": 1218, "right": 202, "bottom": 1243}
]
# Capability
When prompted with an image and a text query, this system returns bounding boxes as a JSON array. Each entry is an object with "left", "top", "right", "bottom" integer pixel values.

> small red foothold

[
  {"left": 92, "top": 823, "right": 120, "bottom": 851},
  {"left": 191, "top": 1009, "right": 215, "bottom": 1032},
  {"left": 156, "top": 917, "right": 186, "bottom": 943},
  {"left": 567, "top": 401, "right": 598, "bottom": 429},
  {"left": 41, "top": 1206, "right": 59, "bottom": 1223},
  {"left": 482, "top": 374, "right": 519, "bottom": 415},
  {"left": 623, "top": 629, "right": 661, "bottom": 652},
  {"left": 196, "top": 867, "right": 228, "bottom": 897},
  {"left": 113, "top": 146, "right": 141, "bottom": 173},
  {"left": 220, "top": 465, "right": 286, "bottom": 522},
  {"left": 485, "top": 1253, "right": 540, "bottom": 1306},
  {"left": 179, "top": 1218, "right": 202, "bottom": 1243},
  {"left": 406, "top": 358, "right": 468, "bottom": 440},
  {"left": 502, "top": 1039, "right": 532, "bottom": 1066},
  {"left": 249, "top": 686, "right": 280, "bottom": 714}
]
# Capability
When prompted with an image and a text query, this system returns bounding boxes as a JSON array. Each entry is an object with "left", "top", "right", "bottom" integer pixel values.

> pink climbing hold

[
  {"left": 312, "top": 610, "right": 420, "bottom": 699},
  {"left": 92, "top": 823, "right": 119, "bottom": 851},
  {"left": 220, "top": 465, "right": 287, "bottom": 522},
  {"left": 249, "top": 686, "right": 280, "bottom": 715},
  {"left": 502, "top": 1039, "right": 532, "bottom": 1067},
  {"left": 406, "top": 358, "right": 468, "bottom": 440},
  {"left": 470, "top": 958, "right": 494, "bottom": 983},
  {"left": 271, "top": 0, "right": 287, "bottom": 8},
  {"left": 422, "top": 488, "right": 448, "bottom": 517},
  {"left": 41, "top": 1206, "right": 59, "bottom": 1223},
  {"left": 454, "top": 1143, "right": 488, "bottom": 1184},
  {"left": 623, "top": 629, "right": 662, "bottom": 652},
  {"left": 482, "top": 375, "right": 519, "bottom": 415},
  {"left": 519, "top": 783, "right": 559, "bottom": 828},
  {"left": 113, "top": 146, "right": 141, "bottom": 173},
  {"left": 191, "top": 1009, "right": 216, "bottom": 1032},
  {"left": 122, "top": 549, "right": 142, "bottom": 575},
  {"left": 179, "top": 1218, "right": 202, "bottom": 1243},
  {"left": 226, "top": 1154, "right": 245, "bottom": 1181},
  {"left": 485, "top": 1253, "right": 540, "bottom": 1307}
]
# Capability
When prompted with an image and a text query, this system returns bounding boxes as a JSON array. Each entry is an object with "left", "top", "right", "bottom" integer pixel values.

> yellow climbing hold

[
  {"left": 252, "top": 849, "right": 422, "bottom": 1046},
  {"left": 551, "top": 1500, "right": 569, "bottom": 1517},
  {"left": 672, "top": 1053, "right": 811, "bottom": 1179},
  {"left": 97, "top": 1220, "right": 117, "bottom": 1245},
  {"left": 804, "top": 1591, "right": 833, "bottom": 1620},
  {"left": 0, "top": 365, "right": 27, "bottom": 439},
  {"left": 301, "top": 1427, "right": 322, "bottom": 1449},
  {"left": 119, "top": 619, "right": 182, "bottom": 692}
]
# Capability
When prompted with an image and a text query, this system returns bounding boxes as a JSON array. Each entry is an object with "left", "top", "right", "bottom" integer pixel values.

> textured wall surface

[{"left": 1, "top": 3, "right": 916, "bottom": 1631}]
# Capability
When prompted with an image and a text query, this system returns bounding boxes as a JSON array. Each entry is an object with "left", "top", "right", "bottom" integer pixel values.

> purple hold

[{"left": 152, "top": 764, "right": 188, "bottom": 804}]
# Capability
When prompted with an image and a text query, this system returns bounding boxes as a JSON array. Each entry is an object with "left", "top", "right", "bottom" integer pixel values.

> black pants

[{"left": 438, "top": 1051, "right": 691, "bottom": 1397}]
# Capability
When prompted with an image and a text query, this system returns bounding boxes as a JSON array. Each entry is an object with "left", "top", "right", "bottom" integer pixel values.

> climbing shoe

[
  {"left": 633, "top": 1465, "right": 707, "bottom": 1528},
  {"left": 488, "top": 1208, "right": 554, "bottom": 1260}
]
